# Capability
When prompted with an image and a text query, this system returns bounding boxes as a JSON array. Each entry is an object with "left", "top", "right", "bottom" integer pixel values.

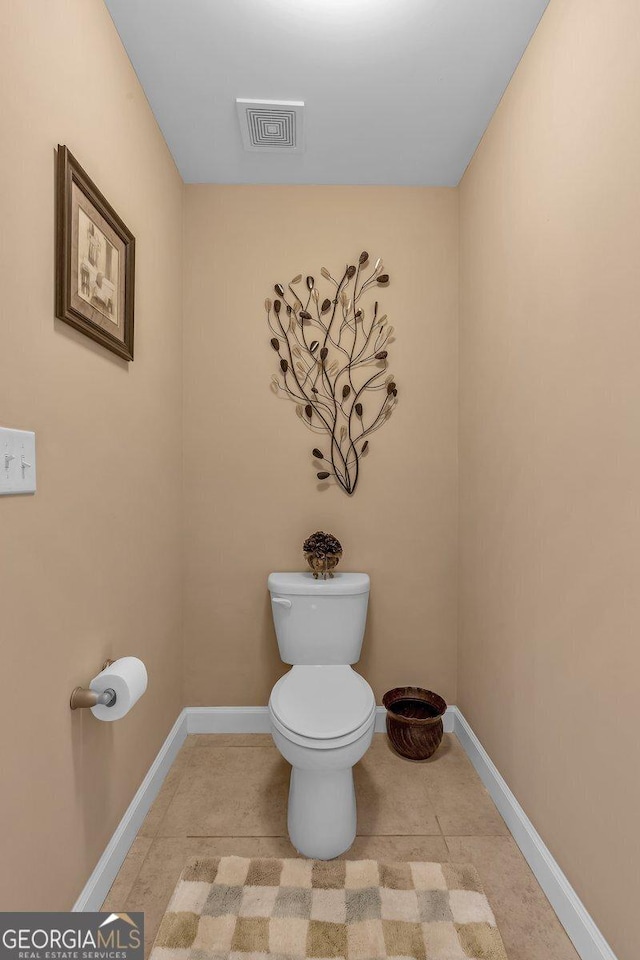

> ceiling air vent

[{"left": 236, "top": 99, "right": 304, "bottom": 154}]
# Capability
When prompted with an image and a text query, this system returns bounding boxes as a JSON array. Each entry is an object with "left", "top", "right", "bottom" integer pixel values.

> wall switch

[{"left": 0, "top": 427, "right": 36, "bottom": 495}]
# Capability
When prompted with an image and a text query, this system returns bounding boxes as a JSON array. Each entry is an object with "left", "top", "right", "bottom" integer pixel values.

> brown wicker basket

[{"left": 382, "top": 687, "right": 447, "bottom": 760}]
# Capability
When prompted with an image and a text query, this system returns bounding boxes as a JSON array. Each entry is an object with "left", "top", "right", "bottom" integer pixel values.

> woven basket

[{"left": 382, "top": 686, "right": 447, "bottom": 760}]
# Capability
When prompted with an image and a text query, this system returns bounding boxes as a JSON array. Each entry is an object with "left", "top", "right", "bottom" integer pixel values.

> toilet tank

[{"left": 268, "top": 572, "right": 370, "bottom": 665}]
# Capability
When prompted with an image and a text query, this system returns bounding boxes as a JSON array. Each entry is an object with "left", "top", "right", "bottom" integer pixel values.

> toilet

[{"left": 268, "top": 571, "right": 375, "bottom": 859}]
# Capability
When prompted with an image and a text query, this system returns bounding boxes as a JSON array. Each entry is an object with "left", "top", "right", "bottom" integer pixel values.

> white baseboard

[
  {"left": 72, "top": 710, "right": 188, "bottom": 912},
  {"left": 186, "top": 705, "right": 456, "bottom": 735},
  {"left": 186, "top": 706, "right": 272, "bottom": 733},
  {"left": 451, "top": 707, "right": 617, "bottom": 960},
  {"left": 72, "top": 703, "right": 617, "bottom": 960}
]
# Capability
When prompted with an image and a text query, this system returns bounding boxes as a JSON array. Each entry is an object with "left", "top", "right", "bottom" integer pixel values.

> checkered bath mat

[{"left": 150, "top": 856, "right": 508, "bottom": 959}]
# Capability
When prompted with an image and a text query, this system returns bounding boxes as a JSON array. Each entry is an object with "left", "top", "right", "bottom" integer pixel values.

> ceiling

[{"left": 104, "top": 0, "right": 549, "bottom": 186}]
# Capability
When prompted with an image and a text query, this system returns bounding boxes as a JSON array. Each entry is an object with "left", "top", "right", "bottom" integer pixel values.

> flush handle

[{"left": 272, "top": 597, "right": 292, "bottom": 609}]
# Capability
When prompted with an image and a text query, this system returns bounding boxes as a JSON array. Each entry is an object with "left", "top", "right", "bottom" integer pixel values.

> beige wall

[
  {"left": 183, "top": 186, "right": 458, "bottom": 707},
  {"left": 458, "top": 1, "right": 640, "bottom": 956},
  {"left": 0, "top": 1, "right": 183, "bottom": 909}
]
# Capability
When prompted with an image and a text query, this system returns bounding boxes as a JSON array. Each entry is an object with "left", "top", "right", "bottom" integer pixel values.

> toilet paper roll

[{"left": 90, "top": 656, "right": 148, "bottom": 721}]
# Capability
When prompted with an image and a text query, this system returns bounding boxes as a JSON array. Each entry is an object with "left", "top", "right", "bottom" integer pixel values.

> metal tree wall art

[{"left": 266, "top": 251, "right": 398, "bottom": 495}]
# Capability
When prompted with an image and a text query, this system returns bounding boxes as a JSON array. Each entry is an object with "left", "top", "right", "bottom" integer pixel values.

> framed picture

[{"left": 56, "top": 145, "right": 135, "bottom": 361}]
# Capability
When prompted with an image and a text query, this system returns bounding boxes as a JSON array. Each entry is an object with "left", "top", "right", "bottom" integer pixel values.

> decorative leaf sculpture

[{"left": 266, "top": 251, "right": 399, "bottom": 495}]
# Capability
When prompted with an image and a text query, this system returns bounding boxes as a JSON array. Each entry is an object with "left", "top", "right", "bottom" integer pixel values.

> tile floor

[{"left": 102, "top": 733, "right": 579, "bottom": 960}]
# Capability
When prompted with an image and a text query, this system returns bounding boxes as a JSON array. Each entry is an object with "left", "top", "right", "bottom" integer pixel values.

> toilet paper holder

[{"left": 70, "top": 659, "right": 117, "bottom": 710}]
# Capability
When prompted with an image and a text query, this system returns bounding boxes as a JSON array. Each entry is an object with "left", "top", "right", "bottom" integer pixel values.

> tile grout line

[
  {"left": 153, "top": 829, "right": 450, "bottom": 839},
  {"left": 442, "top": 834, "right": 453, "bottom": 860},
  {"left": 175, "top": 834, "right": 452, "bottom": 839},
  {"left": 120, "top": 839, "right": 154, "bottom": 907},
  {"left": 141, "top": 745, "right": 197, "bottom": 843}
]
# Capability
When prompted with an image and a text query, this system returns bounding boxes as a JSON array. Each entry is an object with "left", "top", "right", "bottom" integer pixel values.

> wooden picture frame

[{"left": 56, "top": 145, "right": 135, "bottom": 361}]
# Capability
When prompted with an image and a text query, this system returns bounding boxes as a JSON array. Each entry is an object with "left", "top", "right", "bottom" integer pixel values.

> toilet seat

[{"left": 269, "top": 665, "right": 375, "bottom": 749}]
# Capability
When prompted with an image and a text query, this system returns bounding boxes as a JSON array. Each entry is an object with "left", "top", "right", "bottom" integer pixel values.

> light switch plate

[{"left": 0, "top": 427, "right": 36, "bottom": 495}]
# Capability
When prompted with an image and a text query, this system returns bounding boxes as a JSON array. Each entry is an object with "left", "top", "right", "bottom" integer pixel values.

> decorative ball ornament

[{"left": 303, "top": 531, "right": 343, "bottom": 579}]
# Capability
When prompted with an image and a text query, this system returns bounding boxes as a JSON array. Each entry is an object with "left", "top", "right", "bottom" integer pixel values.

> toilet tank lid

[{"left": 268, "top": 572, "right": 370, "bottom": 596}]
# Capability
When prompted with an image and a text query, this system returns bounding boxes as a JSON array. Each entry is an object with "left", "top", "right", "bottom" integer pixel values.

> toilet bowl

[
  {"left": 267, "top": 572, "right": 374, "bottom": 859},
  {"left": 269, "top": 665, "right": 375, "bottom": 859}
]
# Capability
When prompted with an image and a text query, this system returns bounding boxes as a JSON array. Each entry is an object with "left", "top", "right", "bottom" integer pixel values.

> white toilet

[{"left": 268, "top": 571, "right": 375, "bottom": 859}]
